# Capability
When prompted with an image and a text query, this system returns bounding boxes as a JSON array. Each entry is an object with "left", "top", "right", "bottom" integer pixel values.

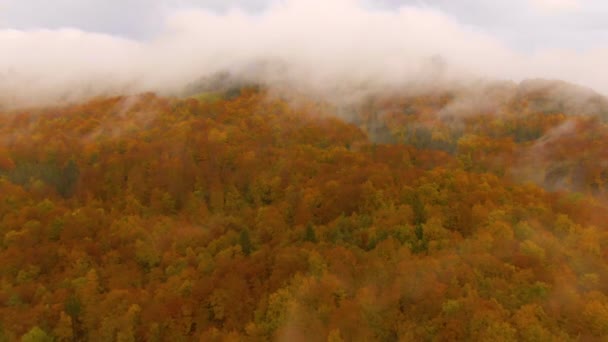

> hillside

[{"left": 1, "top": 85, "right": 608, "bottom": 341}]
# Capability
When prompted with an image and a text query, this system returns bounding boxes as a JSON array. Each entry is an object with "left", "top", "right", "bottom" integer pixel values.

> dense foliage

[{"left": 1, "top": 86, "right": 608, "bottom": 341}]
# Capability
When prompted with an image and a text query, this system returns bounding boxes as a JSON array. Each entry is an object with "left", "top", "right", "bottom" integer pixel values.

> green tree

[
  {"left": 412, "top": 193, "right": 427, "bottom": 226},
  {"left": 304, "top": 223, "right": 317, "bottom": 243},
  {"left": 58, "top": 158, "right": 80, "bottom": 198},
  {"left": 65, "top": 294, "right": 84, "bottom": 341},
  {"left": 240, "top": 229, "right": 252, "bottom": 256},
  {"left": 21, "top": 326, "right": 53, "bottom": 342}
]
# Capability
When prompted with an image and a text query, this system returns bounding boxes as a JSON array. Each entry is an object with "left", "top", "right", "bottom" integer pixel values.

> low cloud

[
  {"left": 530, "top": 0, "right": 581, "bottom": 13},
  {"left": 0, "top": 0, "right": 607, "bottom": 109}
]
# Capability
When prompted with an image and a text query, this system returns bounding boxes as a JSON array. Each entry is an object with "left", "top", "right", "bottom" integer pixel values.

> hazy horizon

[{"left": 1, "top": 0, "right": 607, "bottom": 107}]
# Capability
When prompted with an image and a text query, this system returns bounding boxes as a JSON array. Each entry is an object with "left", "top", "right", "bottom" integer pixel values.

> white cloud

[
  {"left": 530, "top": 0, "right": 581, "bottom": 12},
  {"left": 0, "top": 0, "right": 607, "bottom": 108}
]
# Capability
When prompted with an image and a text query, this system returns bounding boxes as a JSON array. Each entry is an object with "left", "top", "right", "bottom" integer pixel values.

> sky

[
  {"left": 0, "top": 0, "right": 607, "bottom": 107},
  {"left": 1, "top": 0, "right": 607, "bottom": 51}
]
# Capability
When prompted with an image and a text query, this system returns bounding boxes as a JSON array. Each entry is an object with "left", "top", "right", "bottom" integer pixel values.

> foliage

[{"left": 0, "top": 89, "right": 608, "bottom": 340}]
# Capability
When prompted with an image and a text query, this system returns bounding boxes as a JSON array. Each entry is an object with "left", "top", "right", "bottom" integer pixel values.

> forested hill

[{"left": 1, "top": 85, "right": 608, "bottom": 341}]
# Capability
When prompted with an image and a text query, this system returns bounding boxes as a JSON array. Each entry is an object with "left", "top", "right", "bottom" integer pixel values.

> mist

[{"left": 1, "top": 0, "right": 608, "bottom": 109}]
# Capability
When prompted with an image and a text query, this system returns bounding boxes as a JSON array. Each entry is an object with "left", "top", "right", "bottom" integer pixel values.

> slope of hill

[{"left": 1, "top": 86, "right": 608, "bottom": 341}]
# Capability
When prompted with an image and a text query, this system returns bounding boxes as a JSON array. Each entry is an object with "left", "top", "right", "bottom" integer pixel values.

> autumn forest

[{"left": 2, "top": 80, "right": 608, "bottom": 341}]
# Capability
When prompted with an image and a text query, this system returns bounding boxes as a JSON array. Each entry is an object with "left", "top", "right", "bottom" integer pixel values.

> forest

[{"left": 1, "top": 82, "right": 608, "bottom": 341}]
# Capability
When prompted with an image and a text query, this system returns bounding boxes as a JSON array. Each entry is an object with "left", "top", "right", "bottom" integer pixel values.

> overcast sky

[
  {"left": 1, "top": 0, "right": 607, "bottom": 107},
  {"left": 1, "top": 0, "right": 607, "bottom": 51}
]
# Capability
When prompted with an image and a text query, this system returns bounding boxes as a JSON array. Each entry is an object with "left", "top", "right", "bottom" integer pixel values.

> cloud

[
  {"left": 530, "top": 0, "right": 581, "bottom": 13},
  {"left": 0, "top": 0, "right": 607, "bottom": 108}
]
